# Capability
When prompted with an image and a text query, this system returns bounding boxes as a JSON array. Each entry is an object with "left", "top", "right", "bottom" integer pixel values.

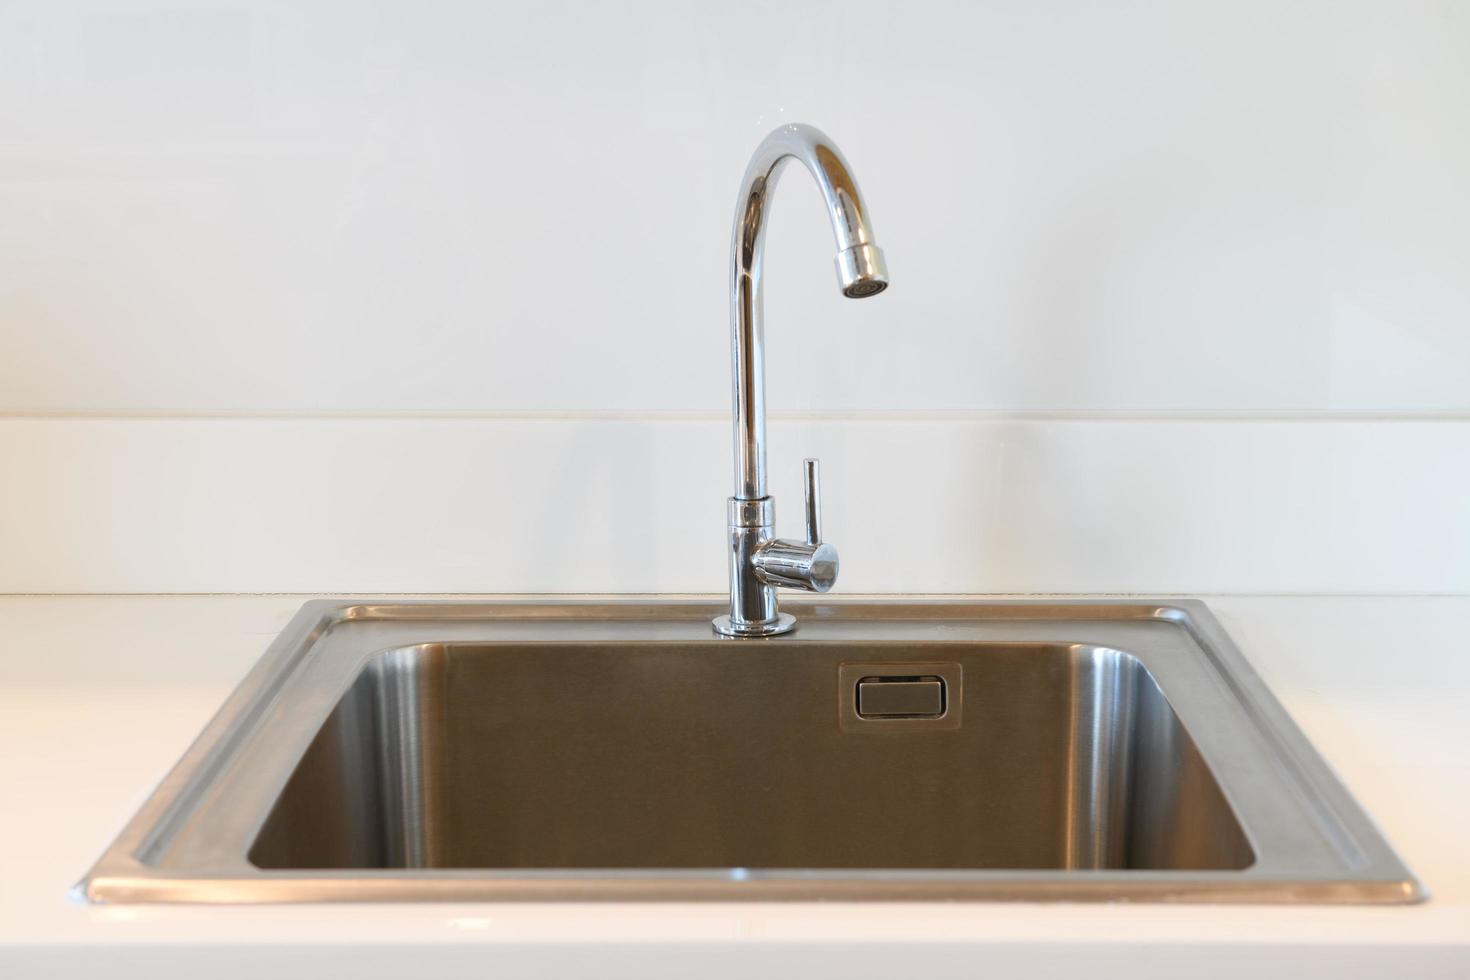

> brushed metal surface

[
  {"left": 77, "top": 599, "right": 1423, "bottom": 903},
  {"left": 250, "top": 641, "right": 1249, "bottom": 872}
]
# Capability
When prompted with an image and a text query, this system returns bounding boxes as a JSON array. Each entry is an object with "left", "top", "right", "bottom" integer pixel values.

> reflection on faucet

[{"left": 713, "top": 124, "right": 889, "bottom": 637}]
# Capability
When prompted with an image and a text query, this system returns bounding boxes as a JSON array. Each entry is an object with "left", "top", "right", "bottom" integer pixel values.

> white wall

[{"left": 1, "top": 1, "right": 1466, "bottom": 594}]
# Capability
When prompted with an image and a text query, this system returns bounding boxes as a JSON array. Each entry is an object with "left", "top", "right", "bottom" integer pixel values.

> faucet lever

[
  {"left": 803, "top": 458, "right": 822, "bottom": 546},
  {"left": 749, "top": 459, "right": 838, "bottom": 595}
]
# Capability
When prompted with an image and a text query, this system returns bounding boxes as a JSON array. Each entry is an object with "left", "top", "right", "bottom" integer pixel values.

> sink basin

[
  {"left": 79, "top": 599, "right": 1421, "bottom": 903},
  {"left": 250, "top": 641, "right": 1251, "bottom": 873}
]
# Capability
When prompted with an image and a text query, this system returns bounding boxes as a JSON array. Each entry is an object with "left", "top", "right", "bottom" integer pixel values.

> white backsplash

[
  {"left": 1, "top": 417, "right": 1464, "bottom": 594},
  {"left": 1, "top": 2, "right": 1465, "bottom": 593}
]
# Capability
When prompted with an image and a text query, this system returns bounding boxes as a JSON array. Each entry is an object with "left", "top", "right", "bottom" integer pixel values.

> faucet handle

[
  {"left": 803, "top": 458, "right": 822, "bottom": 545},
  {"left": 749, "top": 458, "right": 839, "bottom": 594}
]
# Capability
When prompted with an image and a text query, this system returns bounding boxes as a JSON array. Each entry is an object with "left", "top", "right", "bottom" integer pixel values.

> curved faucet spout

[
  {"left": 729, "top": 123, "right": 888, "bottom": 501},
  {"left": 716, "top": 124, "right": 887, "bottom": 637}
]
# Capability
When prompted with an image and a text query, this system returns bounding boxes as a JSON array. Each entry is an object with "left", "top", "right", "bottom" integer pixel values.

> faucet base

[{"left": 712, "top": 613, "right": 796, "bottom": 638}]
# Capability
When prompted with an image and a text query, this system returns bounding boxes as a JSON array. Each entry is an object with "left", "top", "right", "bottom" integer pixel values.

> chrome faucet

[{"left": 713, "top": 124, "right": 889, "bottom": 637}]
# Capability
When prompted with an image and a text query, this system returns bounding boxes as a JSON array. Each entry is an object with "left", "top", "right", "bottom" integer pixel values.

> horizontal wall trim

[
  {"left": 4, "top": 592, "right": 1468, "bottom": 599},
  {"left": 1, "top": 418, "right": 1466, "bottom": 595},
  {"left": 4, "top": 411, "right": 1470, "bottom": 423}
]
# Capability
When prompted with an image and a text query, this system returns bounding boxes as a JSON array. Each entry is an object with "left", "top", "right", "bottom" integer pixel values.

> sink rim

[{"left": 76, "top": 597, "right": 1425, "bottom": 904}]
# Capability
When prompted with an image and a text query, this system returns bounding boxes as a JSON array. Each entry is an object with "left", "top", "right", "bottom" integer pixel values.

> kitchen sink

[{"left": 79, "top": 599, "right": 1421, "bottom": 902}]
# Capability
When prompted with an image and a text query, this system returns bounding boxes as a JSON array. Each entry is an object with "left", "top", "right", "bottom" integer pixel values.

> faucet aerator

[
  {"left": 835, "top": 243, "right": 889, "bottom": 298},
  {"left": 843, "top": 279, "right": 887, "bottom": 299}
]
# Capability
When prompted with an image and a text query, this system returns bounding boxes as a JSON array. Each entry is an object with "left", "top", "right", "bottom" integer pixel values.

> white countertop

[{"left": 2, "top": 595, "right": 1467, "bottom": 978}]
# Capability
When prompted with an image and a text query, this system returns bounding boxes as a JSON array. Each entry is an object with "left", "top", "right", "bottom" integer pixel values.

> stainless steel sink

[{"left": 79, "top": 599, "right": 1421, "bottom": 903}]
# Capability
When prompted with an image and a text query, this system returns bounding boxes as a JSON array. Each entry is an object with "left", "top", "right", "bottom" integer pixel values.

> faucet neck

[{"left": 728, "top": 124, "right": 886, "bottom": 500}]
